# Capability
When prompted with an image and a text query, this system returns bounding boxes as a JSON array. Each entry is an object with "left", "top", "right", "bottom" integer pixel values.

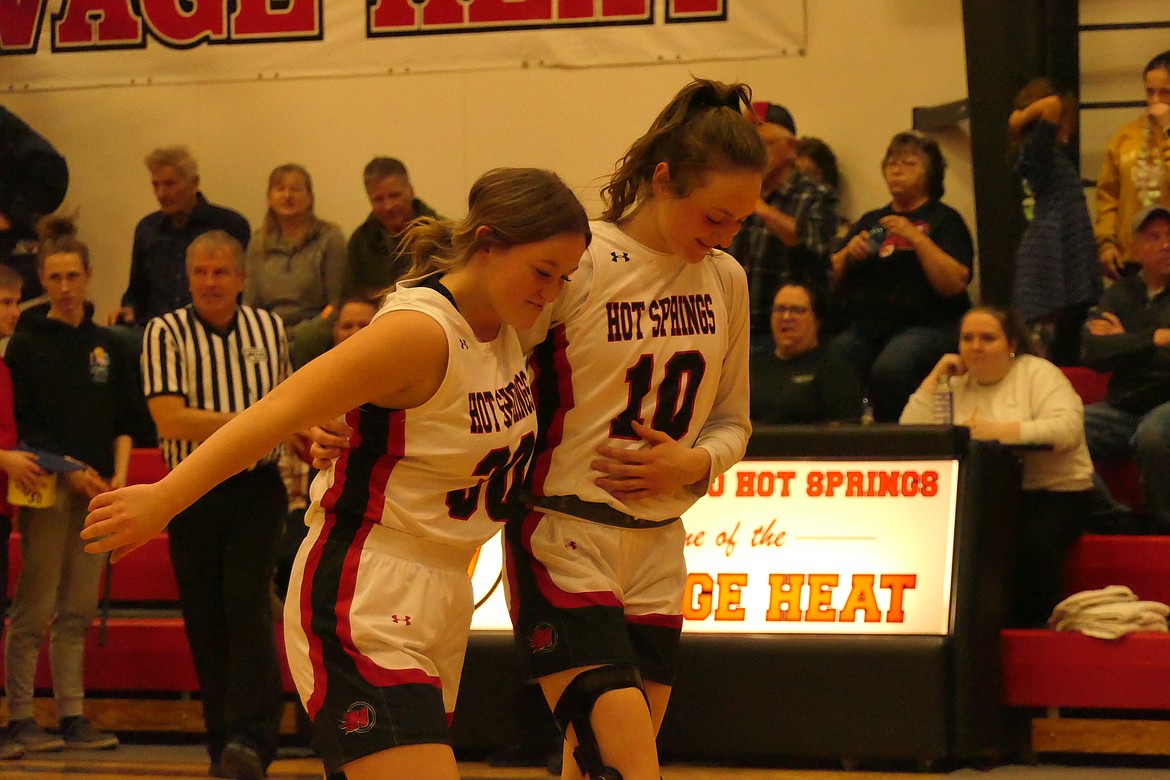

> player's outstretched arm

[{"left": 82, "top": 311, "right": 447, "bottom": 562}]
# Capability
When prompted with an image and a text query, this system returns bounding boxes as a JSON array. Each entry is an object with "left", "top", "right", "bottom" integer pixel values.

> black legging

[{"left": 1010, "top": 488, "right": 1092, "bottom": 628}]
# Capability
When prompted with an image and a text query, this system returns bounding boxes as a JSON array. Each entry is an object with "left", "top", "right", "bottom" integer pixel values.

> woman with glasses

[
  {"left": 751, "top": 280, "right": 863, "bottom": 424},
  {"left": 829, "top": 130, "right": 974, "bottom": 422}
]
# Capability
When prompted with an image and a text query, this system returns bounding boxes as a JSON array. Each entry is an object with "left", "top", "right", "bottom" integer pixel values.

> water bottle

[{"left": 932, "top": 372, "right": 954, "bottom": 425}]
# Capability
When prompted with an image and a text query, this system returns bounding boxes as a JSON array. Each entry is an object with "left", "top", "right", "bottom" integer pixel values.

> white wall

[{"left": 3, "top": 0, "right": 974, "bottom": 315}]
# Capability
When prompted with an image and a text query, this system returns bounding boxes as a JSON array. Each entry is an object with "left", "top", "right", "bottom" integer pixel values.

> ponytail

[{"left": 600, "top": 79, "right": 766, "bottom": 222}]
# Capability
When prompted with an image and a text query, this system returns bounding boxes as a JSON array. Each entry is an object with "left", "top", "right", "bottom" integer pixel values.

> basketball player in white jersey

[
  {"left": 506, "top": 80, "right": 766, "bottom": 780},
  {"left": 81, "top": 168, "right": 590, "bottom": 780}
]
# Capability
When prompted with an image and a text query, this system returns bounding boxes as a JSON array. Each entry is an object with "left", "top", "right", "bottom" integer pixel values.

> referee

[{"left": 141, "top": 230, "right": 289, "bottom": 780}]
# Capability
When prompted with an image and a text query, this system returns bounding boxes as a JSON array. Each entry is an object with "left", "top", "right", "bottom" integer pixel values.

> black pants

[
  {"left": 1010, "top": 489, "right": 1091, "bottom": 629},
  {"left": 169, "top": 465, "right": 286, "bottom": 765}
]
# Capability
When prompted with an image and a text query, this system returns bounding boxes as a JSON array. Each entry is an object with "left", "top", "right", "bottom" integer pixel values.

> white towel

[{"left": 1047, "top": 586, "right": 1169, "bottom": 639}]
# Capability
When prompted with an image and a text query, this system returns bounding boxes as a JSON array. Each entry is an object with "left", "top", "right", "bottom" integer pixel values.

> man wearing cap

[
  {"left": 730, "top": 102, "right": 838, "bottom": 346},
  {"left": 1083, "top": 204, "right": 1170, "bottom": 531}
]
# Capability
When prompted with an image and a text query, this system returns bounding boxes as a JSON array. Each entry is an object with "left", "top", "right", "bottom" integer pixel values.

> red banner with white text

[{"left": 0, "top": 1, "right": 805, "bottom": 90}]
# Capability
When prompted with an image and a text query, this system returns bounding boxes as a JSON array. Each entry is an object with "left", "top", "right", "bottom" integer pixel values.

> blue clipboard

[{"left": 15, "top": 445, "right": 88, "bottom": 474}]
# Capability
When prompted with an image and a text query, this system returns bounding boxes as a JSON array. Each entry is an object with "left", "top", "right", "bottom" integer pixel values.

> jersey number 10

[{"left": 610, "top": 351, "right": 707, "bottom": 440}]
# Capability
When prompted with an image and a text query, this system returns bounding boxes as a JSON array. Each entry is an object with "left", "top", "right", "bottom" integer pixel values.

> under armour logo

[
  {"left": 459, "top": 339, "right": 469, "bottom": 350},
  {"left": 610, "top": 252, "right": 630, "bottom": 263},
  {"left": 390, "top": 614, "right": 412, "bottom": 625},
  {"left": 564, "top": 540, "right": 577, "bottom": 550}
]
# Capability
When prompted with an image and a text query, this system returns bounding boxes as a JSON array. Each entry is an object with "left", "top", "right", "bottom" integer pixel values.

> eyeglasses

[{"left": 772, "top": 305, "right": 811, "bottom": 316}]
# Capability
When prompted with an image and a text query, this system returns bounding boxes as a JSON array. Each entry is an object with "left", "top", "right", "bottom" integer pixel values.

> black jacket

[{"left": 7, "top": 306, "right": 136, "bottom": 476}]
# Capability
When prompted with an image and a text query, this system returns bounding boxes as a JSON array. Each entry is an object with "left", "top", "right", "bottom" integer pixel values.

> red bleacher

[
  {"left": 0, "top": 619, "right": 296, "bottom": 694},
  {"left": 1000, "top": 370, "right": 1170, "bottom": 754},
  {"left": 2, "top": 447, "right": 295, "bottom": 696},
  {"left": 7, "top": 533, "right": 178, "bottom": 603},
  {"left": 1002, "top": 534, "right": 1170, "bottom": 711},
  {"left": 1060, "top": 366, "right": 1143, "bottom": 511}
]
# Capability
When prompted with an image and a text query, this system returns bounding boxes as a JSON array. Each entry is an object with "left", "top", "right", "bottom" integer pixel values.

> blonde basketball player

[{"left": 81, "top": 168, "right": 590, "bottom": 780}]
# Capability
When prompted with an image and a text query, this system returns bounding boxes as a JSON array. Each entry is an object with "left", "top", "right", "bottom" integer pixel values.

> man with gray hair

[
  {"left": 110, "top": 146, "right": 250, "bottom": 325},
  {"left": 140, "top": 230, "right": 288, "bottom": 779},
  {"left": 343, "top": 156, "right": 439, "bottom": 299}
]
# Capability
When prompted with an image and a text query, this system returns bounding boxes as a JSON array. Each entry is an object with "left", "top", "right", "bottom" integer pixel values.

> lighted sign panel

[{"left": 470, "top": 458, "right": 960, "bottom": 635}]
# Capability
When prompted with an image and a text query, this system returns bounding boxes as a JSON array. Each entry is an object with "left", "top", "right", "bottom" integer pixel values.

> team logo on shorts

[
  {"left": 339, "top": 701, "right": 376, "bottom": 735},
  {"left": 528, "top": 622, "right": 558, "bottom": 654}
]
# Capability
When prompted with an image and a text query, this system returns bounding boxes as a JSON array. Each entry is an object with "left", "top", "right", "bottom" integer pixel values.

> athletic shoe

[
  {"left": 221, "top": 739, "right": 266, "bottom": 780},
  {"left": 7, "top": 718, "right": 64, "bottom": 752},
  {"left": 59, "top": 716, "right": 119, "bottom": 750}
]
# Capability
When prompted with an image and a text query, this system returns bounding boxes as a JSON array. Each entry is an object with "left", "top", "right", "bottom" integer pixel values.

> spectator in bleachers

[
  {"left": 1094, "top": 50, "right": 1170, "bottom": 279},
  {"left": 108, "top": 146, "right": 250, "bottom": 326},
  {"left": 1082, "top": 205, "right": 1170, "bottom": 533},
  {"left": 139, "top": 230, "right": 288, "bottom": 780},
  {"left": 289, "top": 293, "right": 377, "bottom": 370},
  {"left": 1009, "top": 78, "right": 1102, "bottom": 367},
  {"left": 4, "top": 216, "right": 132, "bottom": 753},
  {"left": 344, "top": 156, "right": 439, "bottom": 300},
  {"left": 794, "top": 136, "right": 851, "bottom": 241},
  {"left": 327, "top": 295, "right": 377, "bottom": 345},
  {"left": 829, "top": 130, "right": 973, "bottom": 422},
  {"left": 730, "top": 103, "right": 838, "bottom": 347},
  {"left": 243, "top": 163, "right": 346, "bottom": 363},
  {"left": 901, "top": 305, "right": 1093, "bottom": 627},
  {"left": 794, "top": 137, "right": 840, "bottom": 194},
  {"left": 0, "top": 263, "right": 45, "bottom": 762},
  {"left": 751, "top": 280, "right": 863, "bottom": 425}
]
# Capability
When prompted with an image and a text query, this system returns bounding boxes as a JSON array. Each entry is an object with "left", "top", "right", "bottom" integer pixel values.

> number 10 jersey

[{"left": 525, "top": 220, "right": 751, "bottom": 523}]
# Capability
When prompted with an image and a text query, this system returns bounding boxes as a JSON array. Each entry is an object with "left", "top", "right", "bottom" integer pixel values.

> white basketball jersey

[
  {"left": 308, "top": 281, "right": 537, "bottom": 549},
  {"left": 527, "top": 220, "right": 751, "bottom": 521}
]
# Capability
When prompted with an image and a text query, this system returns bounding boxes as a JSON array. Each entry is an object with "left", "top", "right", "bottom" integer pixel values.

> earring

[{"left": 1009, "top": 351, "right": 1016, "bottom": 358}]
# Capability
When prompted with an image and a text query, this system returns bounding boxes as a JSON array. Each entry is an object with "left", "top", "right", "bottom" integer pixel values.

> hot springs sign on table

[
  {"left": 470, "top": 458, "right": 960, "bottom": 635},
  {"left": 0, "top": 2, "right": 805, "bottom": 88}
]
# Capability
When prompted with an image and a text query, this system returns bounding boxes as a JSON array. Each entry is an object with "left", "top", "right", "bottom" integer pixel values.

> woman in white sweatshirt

[{"left": 900, "top": 305, "right": 1093, "bottom": 627}]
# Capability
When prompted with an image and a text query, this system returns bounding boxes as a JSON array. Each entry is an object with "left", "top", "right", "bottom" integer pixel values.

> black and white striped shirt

[{"left": 142, "top": 304, "right": 290, "bottom": 471}]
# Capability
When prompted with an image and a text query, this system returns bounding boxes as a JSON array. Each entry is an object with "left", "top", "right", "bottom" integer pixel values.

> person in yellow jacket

[{"left": 1095, "top": 50, "right": 1170, "bottom": 279}]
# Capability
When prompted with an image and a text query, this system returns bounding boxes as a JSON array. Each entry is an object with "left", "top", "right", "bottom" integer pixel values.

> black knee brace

[{"left": 552, "top": 664, "right": 647, "bottom": 780}]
